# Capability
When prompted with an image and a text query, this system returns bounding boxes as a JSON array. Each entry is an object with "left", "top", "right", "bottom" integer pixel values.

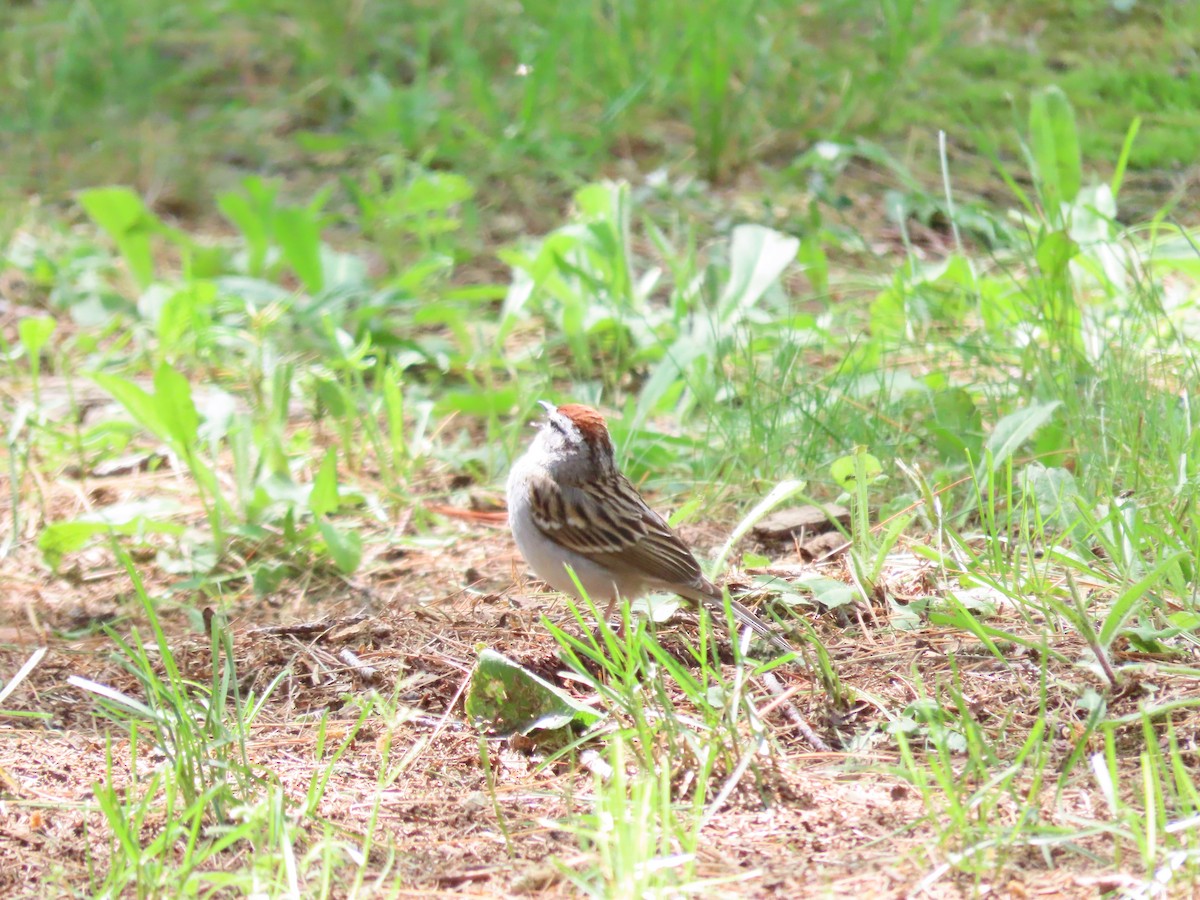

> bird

[{"left": 506, "top": 401, "right": 794, "bottom": 657}]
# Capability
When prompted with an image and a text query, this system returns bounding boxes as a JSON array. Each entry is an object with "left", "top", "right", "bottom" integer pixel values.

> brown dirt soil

[{"left": 0, "top": 480, "right": 1193, "bottom": 896}]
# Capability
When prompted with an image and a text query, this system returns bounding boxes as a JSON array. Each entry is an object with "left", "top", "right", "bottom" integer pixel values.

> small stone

[{"left": 752, "top": 504, "right": 850, "bottom": 541}]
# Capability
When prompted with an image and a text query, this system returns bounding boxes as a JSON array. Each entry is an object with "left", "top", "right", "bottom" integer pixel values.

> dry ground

[{"left": 0, "top": 485, "right": 1189, "bottom": 898}]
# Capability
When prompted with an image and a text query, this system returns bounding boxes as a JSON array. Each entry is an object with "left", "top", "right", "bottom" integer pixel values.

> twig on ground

[
  {"left": 249, "top": 614, "right": 370, "bottom": 639},
  {"left": 760, "top": 669, "right": 832, "bottom": 752},
  {"left": 338, "top": 648, "right": 380, "bottom": 685}
]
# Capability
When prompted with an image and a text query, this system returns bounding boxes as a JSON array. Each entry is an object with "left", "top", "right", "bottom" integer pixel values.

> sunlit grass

[
  {"left": 3, "top": 0, "right": 1198, "bottom": 216},
  {"left": 2, "top": 3, "right": 1200, "bottom": 893}
]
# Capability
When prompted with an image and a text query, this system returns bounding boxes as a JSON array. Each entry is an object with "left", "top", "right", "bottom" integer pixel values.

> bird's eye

[{"left": 547, "top": 417, "right": 567, "bottom": 435}]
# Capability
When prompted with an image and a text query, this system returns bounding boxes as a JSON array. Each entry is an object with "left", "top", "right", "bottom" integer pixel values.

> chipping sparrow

[{"left": 507, "top": 401, "right": 794, "bottom": 657}]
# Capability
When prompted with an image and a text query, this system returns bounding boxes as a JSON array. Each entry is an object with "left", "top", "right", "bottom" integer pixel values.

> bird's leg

[
  {"left": 581, "top": 593, "right": 624, "bottom": 661},
  {"left": 603, "top": 593, "right": 627, "bottom": 639},
  {"left": 602, "top": 593, "right": 618, "bottom": 625}
]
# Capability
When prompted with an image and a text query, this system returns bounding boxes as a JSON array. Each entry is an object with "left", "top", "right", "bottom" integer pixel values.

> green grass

[
  {"left": 3, "top": 1, "right": 1200, "bottom": 895},
  {"left": 3, "top": 0, "right": 1198, "bottom": 223}
]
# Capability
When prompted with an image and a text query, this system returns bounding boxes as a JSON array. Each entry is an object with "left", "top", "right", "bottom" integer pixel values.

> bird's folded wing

[{"left": 528, "top": 472, "right": 702, "bottom": 586}]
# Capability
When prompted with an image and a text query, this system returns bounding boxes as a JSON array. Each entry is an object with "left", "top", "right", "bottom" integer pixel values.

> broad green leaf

[
  {"left": 1035, "top": 230, "right": 1078, "bottom": 281},
  {"left": 465, "top": 649, "right": 600, "bottom": 735},
  {"left": 261, "top": 474, "right": 311, "bottom": 506},
  {"left": 399, "top": 172, "right": 474, "bottom": 214},
  {"left": 665, "top": 495, "right": 704, "bottom": 529},
  {"left": 39, "top": 499, "right": 184, "bottom": 569},
  {"left": 798, "top": 576, "right": 857, "bottom": 609},
  {"left": 217, "top": 191, "right": 270, "bottom": 274},
  {"left": 315, "top": 379, "right": 350, "bottom": 418},
  {"left": 889, "top": 599, "right": 922, "bottom": 632},
  {"left": 927, "top": 388, "right": 983, "bottom": 462},
  {"left": 830, "top": 450, "right": 883, "bottom": 490},
  {"left": 1020, "top": 463, "right": 1080, "bottom": 529},
  {"left": 310, "top": 449, "right": 340, "bottom": 517},
  {"left": 317, "top": 520, "right": 362, "bottom": 574},
  {"left": 157, "top": 282, "right": 216, "bottom": 355},
  {"left": 635, "top": 337, "right": 705, "bottom": 422},
  {"left": 498, "top": 263, "right": 536, "bottom": 329},
  {"left": 925, "top": 254, "right": 977, "bottom": 289},
  {"left": 318, "top": 247, "right": 368, "bottom": 291},
  {"left": 637, "top": 592, "right": 684, "bottom": 623},
  {"left": 1167, "top": 611, "right": 1200, "bottom": 632},
  {"left": 92, "top": 374, "right": 165, "bottom": 438},
  {"left": 274, "top": 206, "right": 325, "bottom": 293},
  {"left": 433, "top": 388, "right": 519, "bottom": 417},
  {"left": 182, "top": 242, "right": 229, "bottom": 280},
  {"left": 1029, "top": 86, "right": 1081, "bottom": 221},
  {"left": 78, "top": 187, "right": 160, "bottom": 288},
  {"left": 79, "top": 186, "right": 145, "bottom": 234},
  {"left": 1031, "top": 419, "right": 1071, "bottom": 467},
  {"left": 153, "top": 363, "right": 200, "bottom": 450},
  {"left": 718, "top": 225, "right": 800, "bottom": 322},
  {"left": 17, "top": 316, "right": 56, "bottom": 357},
  {"left": 976, "top": 401, "right": 1062, "bottom": 480},
  {"left": 868, "top": 285, "right": 905, "bottom": 337}
]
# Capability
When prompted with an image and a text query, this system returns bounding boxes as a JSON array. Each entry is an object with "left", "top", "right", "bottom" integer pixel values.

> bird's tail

[{"left": 693, "top": 582, "right": 795, "bottom": 658}]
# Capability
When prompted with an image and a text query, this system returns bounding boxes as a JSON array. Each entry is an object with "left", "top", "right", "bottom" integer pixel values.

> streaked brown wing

[{"left": 528, "top": 471, "right": 702, "bottom": 586}]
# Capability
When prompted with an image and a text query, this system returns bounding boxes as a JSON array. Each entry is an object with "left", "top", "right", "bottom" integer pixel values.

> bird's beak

[{"left": 537, "top": 400, "right": 556, "bottom": 414}]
